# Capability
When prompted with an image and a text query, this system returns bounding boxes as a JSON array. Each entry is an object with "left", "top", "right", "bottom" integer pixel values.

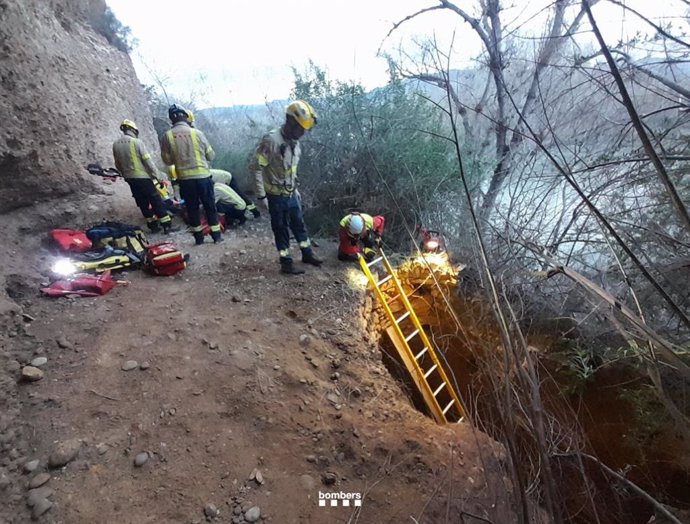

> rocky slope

[{"left": 0, "top": 0, "right": 157, "bottom": 214}]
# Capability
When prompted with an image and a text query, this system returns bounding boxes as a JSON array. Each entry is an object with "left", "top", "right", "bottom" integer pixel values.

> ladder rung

[
  {"left": 366, "top": 256, "right": 383, "bottom": 267},
  {"left": 378, "top": 274, "right": 392, "bottom": 286},
  {"left": 415, "top": 347, "right": 428, "bottom": 360},
  {"left": 433, "top": 383, "right": 446, "bottom": 397},
  {"left": 423, "top": 364, "right": 438, "bottom": 379},
  {"left": 405, "top": 329, "right": 420, "bottom": 342},
  {"left": 395, "top": 311, "right": 411, "bottom": 324},
  {"left": 442, "top": 399, "right": 455, "bottom": 415}
]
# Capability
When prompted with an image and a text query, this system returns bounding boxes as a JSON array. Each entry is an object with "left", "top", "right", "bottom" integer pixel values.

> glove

[
  {"left": 363, "top": 248, "right": 376, "bottom": 262},
  {"left": 258, "top": 197, "right": 269, "bottom": 210},
  {"left": 374, "top": 234, "right": 382, "bottom": 248}
]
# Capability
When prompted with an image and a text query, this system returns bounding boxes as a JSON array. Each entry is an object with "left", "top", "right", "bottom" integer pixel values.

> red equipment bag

[
  {"left": 49, "top": 229, "right": 92, "bottom": 253},
  {"left": 41, "top": 271, "right": 120, "bottom": 297},
  {"left": 144, "top": 242, "right": 186, "bottom": 276}
]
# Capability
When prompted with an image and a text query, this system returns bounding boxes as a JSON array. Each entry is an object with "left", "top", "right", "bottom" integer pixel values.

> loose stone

[{"left": 28, "top": 473, "right": 50, "bottom": 489}]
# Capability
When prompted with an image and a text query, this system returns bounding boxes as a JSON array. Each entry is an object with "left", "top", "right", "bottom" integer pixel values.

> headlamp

[{"left": 52, "top": 259, "right": 77, "bottom": 276}]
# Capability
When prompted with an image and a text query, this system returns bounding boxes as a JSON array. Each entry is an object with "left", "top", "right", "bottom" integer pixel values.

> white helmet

[{"left": 347, "top": 215, "right": 364, "bottom": 236}]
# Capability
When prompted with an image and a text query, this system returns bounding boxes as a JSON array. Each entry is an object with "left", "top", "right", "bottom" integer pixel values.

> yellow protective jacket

[
  {"left": 112, "top": 134, "right": 160, "bottom": 180},
  {"left": 214, "top": 183, "right": 246, "bottom": 211},
  {"left": 210, "top": 169, "right": 232, "bottom": 186},
  {"left": 160, "top": 122, "right": 215, "bottom": 180},
  {"left": 250, "top": 127, "right": 301, "bottom": 198}
]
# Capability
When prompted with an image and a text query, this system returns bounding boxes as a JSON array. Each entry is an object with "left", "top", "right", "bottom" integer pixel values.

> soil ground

[{"left": 0, "top": 184, "right": 520, "bottom": 524}]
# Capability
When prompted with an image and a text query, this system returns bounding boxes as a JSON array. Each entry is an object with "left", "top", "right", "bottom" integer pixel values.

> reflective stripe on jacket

[
  {"left": 160, "top": 122, "right": 215, "bottom": 180},
  {"left": 112, "top": 135, "right": 158, "bottom": 179},
  {"left": 210, "top": 169, "right": 232, "bottom": 186},
  {"left": 214, "top": 183, "right": 246, "bottom": 211},
  {"left": 249, "top": 127, "right": 301, "bottom": 198}
]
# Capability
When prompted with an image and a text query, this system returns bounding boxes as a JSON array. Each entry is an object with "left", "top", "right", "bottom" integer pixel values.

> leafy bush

[{"left": 292, "top": 63, "right": 460, "bottom": 246}]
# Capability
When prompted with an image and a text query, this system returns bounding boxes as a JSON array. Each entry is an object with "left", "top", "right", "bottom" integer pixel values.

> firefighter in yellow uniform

[
  {"left": 250, "top": 101, "right": 322, "bottom": 274},
  {"left": 160, "top": 104, "right": 222, "bottom": 245},
  {"left": 214, "top": 182, "right": 247, "bottom": 227},
  {"left": 112, "top": 119, "right": 173, "bottom": 233},
  {"left": 210, "top": 169, "right": 260, "bottom": 218}
]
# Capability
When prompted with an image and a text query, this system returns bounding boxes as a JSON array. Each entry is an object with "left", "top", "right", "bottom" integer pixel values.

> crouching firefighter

[
  {"left": 214, "top": 182, "right": 247, "bottom": 227},
  {"left": 338, "top": 212, "right": 385, "bottom": 262},
  {"left": 160, "top": 104, "right": 223, "bottom": 245},
  {"left": 210, "top": 169, "right": 260, "bottom": 218},
  {"left": 112, "top": 119, "right": 174, "bottom": 233}
]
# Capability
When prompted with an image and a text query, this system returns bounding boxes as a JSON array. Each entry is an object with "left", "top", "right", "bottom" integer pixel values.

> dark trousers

[
  {"left": 126, "top": 178, "right": 170, "bottom": 223},
  {"left": 216, "top": 202, "right": 246, "bottom": 224},
  {"left": 179, "top": 177, "right": 219, "bottom": 233},
  {"left": 267, "top": 194, "right": 309, "bottom": 257}
]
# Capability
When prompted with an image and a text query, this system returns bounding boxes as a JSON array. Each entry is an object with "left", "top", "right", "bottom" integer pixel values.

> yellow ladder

[{"left": 359, "top": 250, "right": 466, "bottom": 424}]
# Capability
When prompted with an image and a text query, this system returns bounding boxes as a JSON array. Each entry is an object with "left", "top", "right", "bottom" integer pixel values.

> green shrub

[{"left": 291, "top": 63, "right": 459, "bottom": 245}]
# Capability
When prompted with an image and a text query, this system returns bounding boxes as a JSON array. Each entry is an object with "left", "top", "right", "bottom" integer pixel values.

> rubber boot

[
  {"left": 193, "top": 231, "right": 205, "bottom": 245},
  {"left": 147, "top": 220, "right": 161, "bottom": 233},
  {"left": 211, "top": 231, "right": 224, "bottom": 244},
  {"left": 301, "top": 248, "right": 323, "bottom": 267},
  {"left": 280, "top": 257, "right": 305, "bottom": 275},
  {"left": 162, "top": 219, "right": 179, "bottom": 234}
]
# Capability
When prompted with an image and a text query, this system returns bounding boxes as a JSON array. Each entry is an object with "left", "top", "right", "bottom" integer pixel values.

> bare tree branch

[
  {"left": 606, "top": 0, "right": 690, "bottom": 50},
  {"left": 583, "top": 0, "right": 690, "bottom": 237}
]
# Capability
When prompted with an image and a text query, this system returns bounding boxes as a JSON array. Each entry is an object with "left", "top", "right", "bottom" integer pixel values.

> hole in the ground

[{"left": 364, "top": 254, "right": 690, "bottom": 524}]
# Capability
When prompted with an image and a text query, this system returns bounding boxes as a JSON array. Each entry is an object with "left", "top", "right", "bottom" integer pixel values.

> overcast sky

[{"left": 106, "top": 0, "right": 687, "bottom": 108}]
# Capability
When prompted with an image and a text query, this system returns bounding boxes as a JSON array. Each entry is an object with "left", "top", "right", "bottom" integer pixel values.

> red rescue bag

[
  {"left": 41, "top": 271, "right": 121, "bottom": 297},
  {"left": 49, "top": 229, "right": 92, "bottom": 253},
  {"left": 144, "top": 242, "right": 186, "bottom": 276}
]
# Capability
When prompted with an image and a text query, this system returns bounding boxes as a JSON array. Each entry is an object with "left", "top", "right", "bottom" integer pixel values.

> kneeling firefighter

[
  {"left": 213, "top": 182, "right": 247, "bottom": 227},
  {"left": 112, "top": 119, "right": 174, "bottom": 233},
  {"left": 210, "top": 169, "right": 260, "bottom": 218},
  {"left": 338, "top": 212, "right": 385, "bottom": 262}
]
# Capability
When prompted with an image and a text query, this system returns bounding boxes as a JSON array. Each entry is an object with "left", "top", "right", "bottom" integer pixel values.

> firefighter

[
  {"left": 160, "top": 104, "right": 223, "bottom": 245},
  {"left": 210, "top": 169, "right": 261, "bottom": 218},
  {"left": 338, "top": 212, "right": 385, "bottom": 262},
  {"left": 214, "top": 182, "right": 247, "bottom": 227},
  {"left": 112, "top": 119, "right": 174, "bottom": 233},
  {"left": 250, "top": 100, "right": 322, "bottom": 274}
]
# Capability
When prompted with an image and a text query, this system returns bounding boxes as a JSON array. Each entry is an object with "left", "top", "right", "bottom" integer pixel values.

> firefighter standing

[
  {"left": 250, "top": 100, "right": 322, "bottom": 274},
  {"left": 338, "top": 212, "right": 385, "bottom": 262},
  {"left": 160, "top": 104, "right": 223, "bottom": 245},
  {"left": 112, "top": 119, "right": 174, "bottom": 233}
]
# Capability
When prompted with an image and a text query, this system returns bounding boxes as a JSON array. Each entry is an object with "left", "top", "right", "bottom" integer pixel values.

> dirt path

[{"left": 0, "top": 199, "right": 519, "bottom": 524}]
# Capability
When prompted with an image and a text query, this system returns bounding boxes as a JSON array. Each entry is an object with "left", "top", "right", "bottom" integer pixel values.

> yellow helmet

[
  {"left": 119, "top": 119, "right": 138, "bottom": 134},
  {"left": 286, "top": 100, "right": 317, "bottom": 130},
  {"left": 186, "top": 111, "right": 195, "bottom": 126}
]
